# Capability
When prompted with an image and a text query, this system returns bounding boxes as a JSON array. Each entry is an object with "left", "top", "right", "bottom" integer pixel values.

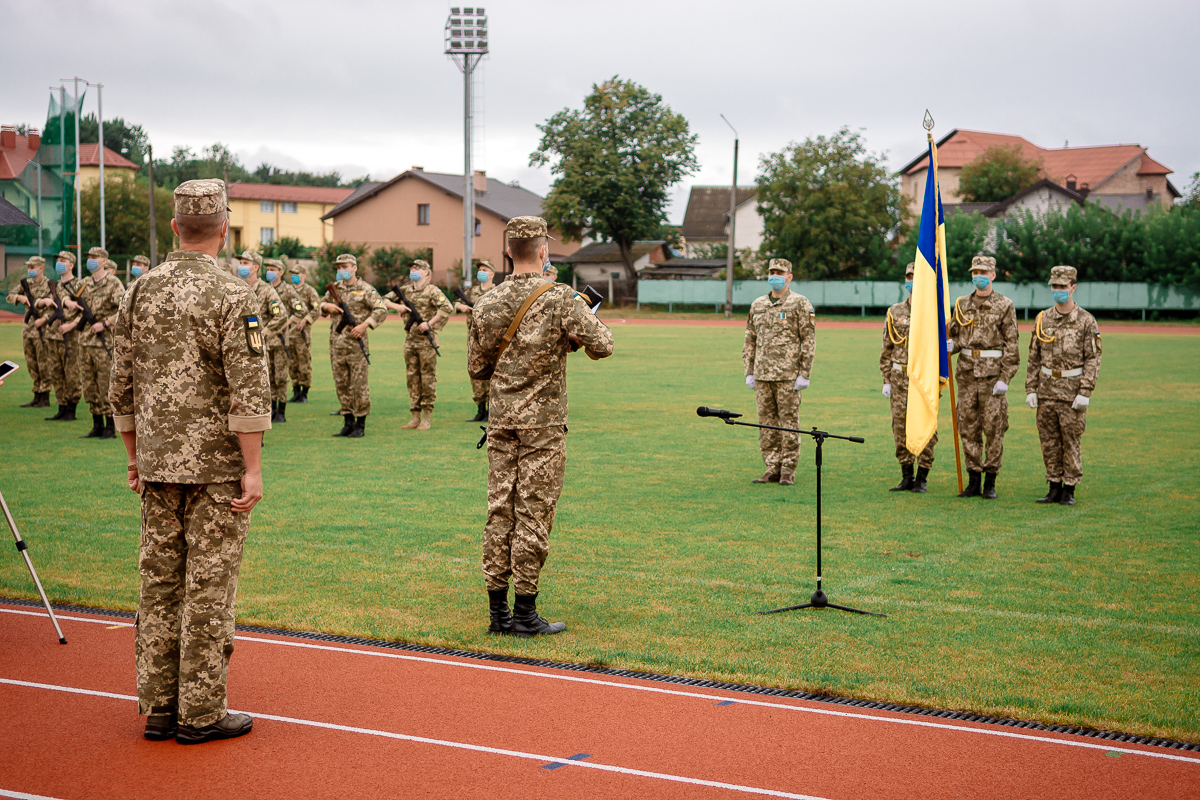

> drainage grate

[{"left": 6, "top": 596, "right": 1197, "bottom": 752}]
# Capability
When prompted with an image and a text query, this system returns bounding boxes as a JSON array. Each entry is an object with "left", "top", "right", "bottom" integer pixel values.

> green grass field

[{"left": 2, "top": 317, "right": 1198, "bottom": 740}]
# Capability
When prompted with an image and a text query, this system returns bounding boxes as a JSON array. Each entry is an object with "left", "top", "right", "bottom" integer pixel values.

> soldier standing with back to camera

[
  {"left": 1026, "top": 266, "right": 1101, "bottom": 506},
  {"left": 285, "top": 262, "right": 320, "bottom": 403},
  {"left": 76, "top": 247, "right": 125, "bottom": 439},
  {"left": 110, "top": 178, "right": 270, "bottom": 744},
  {"left": 40, "top": 251, "right": 85, "bottom": 421},
  {"left": 7, "top": 256, "right": 53, "bottom": 408},
  {"left": 880, "top": 262, "right": 936, "bottom": 492},
  {"left": 947, "top": 255, "right": 1020, "bottom": 499},
  {"left": 320, "top": 254, "right": 387, "bottom": 438},
  {"left": 743, "top": 258, "right": 816, "bottom": 486},
  {"left": 455, "top": 259, "right": 497, "bottom": 422},
  {"left": 384, "top": 259, "right": 452, "bottom": 430},
  {"left": 468, "top": 216, "right": 614, "bottom": 637}
]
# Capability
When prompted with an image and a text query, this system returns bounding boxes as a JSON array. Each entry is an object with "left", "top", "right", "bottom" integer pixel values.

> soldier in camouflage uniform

[
  {"left": 947, "top": 256, "right": 1020, "bottom": 499},
  {"left": 110, "top": 179, "right": 270, "bottom": 744},
  {"left": 742, "top": 258, "right": 816, "bottom": 486},
  {"left": 7, "top": 256, "right": 54, "bottom": 408},
  {"left": 384, "top": 259, "right": 453, "bottom": 430},
  {"left": 284, "top": 262, "right": 320, "bottom": 403},
  {"left": 75, "top": 246, "right": 124, "bottom": 439},
  {"left": 880, "top": 263, "right": 937, "bottom": 492},
  {"left": 130, "top": 254, "right": 151, "bottom": 280},
  {"left": 1026, "top": 266, "right": 1102, "bottom": 506},
  {"left": 468, "top": 216, "right": 614, "bottom": 637},
  {"left": 320, "top": 254, "right": 387, "bottom": 438},
  {"left": 237, "top": 251, "right": 288, "bottom": 423},
  {"left": 455, "top": 259, "right": 497, "bottom": 421},
  {"left": 263, "top": 259, "right": 293, "bottom": 421},
  {"left": 40, "top": 251, "right": 85, "bottom": 421}
]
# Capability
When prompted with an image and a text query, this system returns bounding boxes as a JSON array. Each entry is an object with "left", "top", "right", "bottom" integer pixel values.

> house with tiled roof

[
  {"left": 679, "top": 186, "right": 761, "bottom": 256},
  {"left": 77, "top": 143, "right": 139, "bottom": 187},
  {"left": 900, "top": 129, "right": 1180, "bottom": 215},
  {"left": 227, "top": 182, "right": 354, "bottom": 251}
]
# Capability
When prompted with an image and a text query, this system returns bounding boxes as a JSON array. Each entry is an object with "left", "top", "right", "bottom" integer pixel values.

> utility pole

[
  {"left": 445, "top": 8, "right": 488, "bottom": 289},
  {"left": 35, "top": 160, "right": 43, "bottom": 258},
  {"left": 147, "top": 144, "right": 157, "bottom": 266},
  {"left": 720, "top": 114, "right": 739, "bottom": 319},
  {"left": 92, "top": 82, "right": 105, "bottom": 250}
]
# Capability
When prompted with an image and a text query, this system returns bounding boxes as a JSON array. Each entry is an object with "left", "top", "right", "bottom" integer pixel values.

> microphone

[{"left": 696, "top": 406, "right": 742, "bottom": 419}]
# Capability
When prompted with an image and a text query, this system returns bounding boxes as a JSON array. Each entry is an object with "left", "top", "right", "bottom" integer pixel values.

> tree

[
  {"left": 252, "top": 163, "right": 357, "bottom": 188},
  {"left": 1181, "top": 171, "right": 1200, "bottom": 210},
  {"left": 893, "top": 212, "right": 992, "bottom": 281},
  {"left": 958, "top": 145, "right": 1043, "bottom": 203},
  {"left": 80, "top": 176, "right": 176, "bottom": 262},
  {"left": 530, "top": 77, "right": 699, "bottom": 280},
  {"left": 258, "top": 236, "right": 313, "bottom": 260},
  {"left": 152, "top": 143, "right": 252, "bottom": 189},
  {"left": 79, "top": 114, "right": 149, "bottom": 167},
  {"left": 369, "top": 246, "right": 433, "bottom": 287},
  {"left": 756, "top": 127, "right": 904, "bottom": 279}
]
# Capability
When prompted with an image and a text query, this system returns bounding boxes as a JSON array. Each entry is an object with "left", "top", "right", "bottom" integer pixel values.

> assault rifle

[
  {"left": 72, "top": 287, "right": 112, "bottom": 358},
  {"left": 392, "top": 286, "right": 441, "bottom": 355},
  {"left": 19, "top": 278, "right": 44, "bottom": 343},
  {"left": 47, "top": 281, "right": 68, "bottom": 358},
  {"left": 453, "top": 287, "right": 474, "bottom": 309},
  {"left": 325, "top": 282, "right": 370, "bottom": 365}
]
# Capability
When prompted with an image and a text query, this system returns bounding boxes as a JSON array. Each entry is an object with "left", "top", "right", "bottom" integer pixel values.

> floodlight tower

[{"left": 445, "top": 7, "right": 488, "bottom": 288}]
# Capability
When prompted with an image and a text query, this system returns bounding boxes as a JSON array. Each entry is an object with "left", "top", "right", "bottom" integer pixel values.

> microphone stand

[{"left": 700, "top": 409, "right": 884, "bottom": 618}]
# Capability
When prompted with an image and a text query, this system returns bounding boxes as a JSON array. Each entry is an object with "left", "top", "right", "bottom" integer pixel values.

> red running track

[{"left": 1, "top": 603, "right": 1197, "bottom": 800}]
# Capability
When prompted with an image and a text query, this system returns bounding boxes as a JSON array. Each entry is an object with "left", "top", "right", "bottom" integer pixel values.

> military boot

[
  {"left": 958, "top": 470, "right": 982, "bottom": 498},
  {"left": 982, "top": 472, "right": 998, "bottom": 500},
  {"left": 273, "top": 401, "right": 287, "bottom": 423},
  {"left": 1036, "top": 482, "right": 1062, "bottom": 504},
  {"left": 300, "top": 386, "right": 310, "bottom": 403},
  {"left": 269, "top": 401, "right": 278, "bottom": 421},
  {"left": 468, "top": 402, "right": 488, "bottom": 422},
  {"left": 99, "top": 416, "right": 116, "bottom": 439},
  {"left": 511, "top": 594, "right": 566, "bottom": 637},
  {"left": 45, "top": 404, "right": 67, "bottom": 421},
  {"left": 80, "top": 414, "right": 104, "bottom": 438},
  {"left": 487, "top": 588, "right": 513, "bottom": 635},
  {"left": 143, "top": 712, "right": 177, "bottom": 741},
  {"left": 176, "top": 712, "right": 253, "bottom": 745},
  {"left": 401, "top": 412, "right": 421, "bottom": 429},
  {"left": 289, "top": 385, "right": 304, "bottom": 403},
  {"left": 35, "top": 391, "right": 51, "bottom": 408},
  {"left": 59, "top": 401, "right": 77, "bottom": 421},
  {"left": 911, "top": 466, "right": 930, "bottom": 493},
  {"left": 416, "top": 409, "right": 432, "bottom": 430},
  {"left": 333, "top": 413, "right": 354, "bottom": 437},
  {"left": 347, "top": 415, "right": 366, "bottom": 438},
  {"left": 1059, "top": 484, "right": 1077, "bottom": 506},
  {"left": 890, "top": 463, "right": 914, "bottom": 491},
  {"left": 779, "top": 471, "right": 796, "bottom": 486},
  {"left": 752, "top": 470, "right": 781, "bottom": 484}
]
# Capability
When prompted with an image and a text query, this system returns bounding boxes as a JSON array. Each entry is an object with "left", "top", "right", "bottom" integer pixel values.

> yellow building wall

[
  {"left": 227, "top": 198, "right": 336, "bottom": 251},
  {"left": 77, "top": 165, "right": 139, "bottom": 188}
]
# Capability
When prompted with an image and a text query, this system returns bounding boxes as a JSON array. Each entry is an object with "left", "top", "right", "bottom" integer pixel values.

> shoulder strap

[{"left": 495, "top": 281, "right": 556, "bottom": 362}]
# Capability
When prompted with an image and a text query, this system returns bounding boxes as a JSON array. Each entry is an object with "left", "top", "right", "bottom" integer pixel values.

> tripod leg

[
  {"left": 1, "top": 490, "right": 67, "bottom": 644},
  {"left": 825, "top": 602, "right": 887, "bottom": 618},
  {"left": 757, "top": 603, "right": 815, "bottom": 615}
]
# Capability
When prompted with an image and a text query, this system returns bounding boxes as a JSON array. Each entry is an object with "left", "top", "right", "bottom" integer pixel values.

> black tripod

[
  {"left": 696, "top": 407, "right": 884, "bottom": 617},
  {"left": 1, "top": 488, "right": 67, "bottom": 643}
]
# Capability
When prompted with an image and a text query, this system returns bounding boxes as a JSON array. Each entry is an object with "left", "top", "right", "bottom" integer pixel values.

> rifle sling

[{"left": 495, "top": 281, "right": 556, "bottom": 363}]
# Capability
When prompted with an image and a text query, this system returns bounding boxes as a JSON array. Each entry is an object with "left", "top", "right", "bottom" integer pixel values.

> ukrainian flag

[{"left": 905, "top": 135, "right": 951, "bottom": 455}]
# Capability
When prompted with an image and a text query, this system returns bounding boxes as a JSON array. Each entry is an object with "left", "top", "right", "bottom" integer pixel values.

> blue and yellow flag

[{"left": 905, "top": 136, "right": 951, "bottom": 455}]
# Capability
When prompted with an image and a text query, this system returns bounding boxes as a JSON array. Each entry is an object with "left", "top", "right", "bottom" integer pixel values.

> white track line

[
  {"left": 0, "top": 678, "right": 826, "bottom": 800},
  {"left": 0, "top": 790, "right": 68, "bottom": 800},
  {"left": 4, "top": 607, "right": 1197, "bottom": 765}
]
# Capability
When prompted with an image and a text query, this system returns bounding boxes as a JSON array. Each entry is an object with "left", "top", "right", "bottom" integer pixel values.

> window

[
  {"left": 474, "top": 217, "right": 481, "bottom": 237},
  {"left": 281, "top": 202, "right": 297, "bottom": 214},
  {"left": 260, "top": 200, "right": 275, "bottom": 213},
  {"left": 260, "top": 227, "right": 275, "bottom": 246},
  {"left": 418, "top": 204, "right": 430, "bottom": 225}
]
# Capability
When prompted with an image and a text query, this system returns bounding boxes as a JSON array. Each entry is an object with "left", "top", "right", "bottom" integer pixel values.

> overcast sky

[{"left": 5, "top": 0, "right": 1197, "bottom": 221}]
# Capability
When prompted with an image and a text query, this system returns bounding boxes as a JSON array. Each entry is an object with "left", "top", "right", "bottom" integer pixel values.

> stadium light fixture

[{"left": 445, "top": 7, "right": 489, "bottom": 288}]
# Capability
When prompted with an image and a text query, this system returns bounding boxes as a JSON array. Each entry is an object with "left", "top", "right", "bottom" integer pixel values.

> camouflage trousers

[
  {"left": 136, "top": 481, "right": 249, "bottom": 728},
  {"left": 42, "top": 338, "right": 81, "bottom": 404},
  {"left": 287, "top": 327, "right": 313, "bottom": 386},
  {"left": 471, "top": 377, "right": 490, "bottom": 405},
  {"left": 22, "top": 335, "right": 50, "bottom": 392},
  {"left": 330, "top": 338, "right": 370, "bottom": 416},
  {"left": 755, "top": 380, "right": 801, "bottom": 475},
  {"left": 404, "top": 342, "right": 438, "bottom": 412},
  {"left": 268, "top": 342, "right": 289, "bottom": 403},
  {"left": 889, "top": 379, "right": 936, "bottom": 468},
  {"left": 1036, "top": 400, "right": 1087, "bottom": 485},
  {"left": 483, "top": 426, "right": 566, "bottom": 595},
  {"left": 956, "top": 376, "right": 1009, "bottom": 473},
  {"left": 80, "top": 345, "right": 112, "bottom": 415}
]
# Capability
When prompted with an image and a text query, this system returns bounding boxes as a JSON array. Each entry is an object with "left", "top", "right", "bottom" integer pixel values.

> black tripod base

[{"left": 758, "top": 589, "right": 886, "bottom": 617}]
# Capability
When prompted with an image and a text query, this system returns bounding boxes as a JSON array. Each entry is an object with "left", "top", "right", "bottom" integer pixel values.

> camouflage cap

[
  {"left": 286, "top": 262, "right": 304, "bottom": 275},
  {"left": 506, "top": 216, "right": 556, "bottom": 240},
  {"left": 334, "top": 253, "right": 357, "bottom": 267},
  {"left": 905, "top": 262, "right": 916, "bottom": 276},
  {"left": 411, "top": 259, "right": 431, "bottom": 272},
  {"left": 264, "top": 258, "right": 284, "bottom": 269},
  {"left": 132, "top": 255, "right": 151, "bottom": 266},
  {"left": 56, "top": 251, "right": 76, "bottom": 265},
  {"left": 476, "top": 259, "right": 495, "bottom": 272},
  {"left": 971, "top": 255, "right": 997, "bottom": 271},
  {"left": 25, "top": 256, "right": 45, "bottom": 268},
  {"left": 87, "top": 246, "right": 109, "bottom": 260},
  {"left": 106, "top": 259, "right": 120, "bottom": 269},
  {"left": 1050, "top": 265, "right": 1077, "bottom": 284},
  {"left": 239, "top": 250, "right": 263, "bottom": 267},
  {"left": 174, "top": 178, "right": 228, "bottom": 216},
  {"left": 767, "top": 258, "right": 792, "bottom": 273}
]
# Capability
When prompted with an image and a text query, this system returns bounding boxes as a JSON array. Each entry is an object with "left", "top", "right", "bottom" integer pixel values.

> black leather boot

[
  {"left": 99, "top": 416, "right": 116, "bottom": 439},
  {"left": 468, "top": 402, "right": 488, "bottom": 422},
  {"left": 889, "top": 463, "right": 914, "bottom": 491},
  {"left": 34, "top": 391, "right": 51, "bottom": 408},
  {"left": 278, "top": 401, "right": 286, "bottom": 422},
  {"left": 80, "top": 414, "right": 104, "bottom": 438},
  {"left": 347, "top": 415, "right": 366, "bottom": 438},
  {"left": 958, "top": 471, "right": 982, "bottom": 498},
  {"left": 289, "top": 385, "right": 303, "bottom": 403},
  {"left": 1036, "top": 482, "right": 1062, "bottom": 504},
  {"left": 487, "top": 588, "right": 513, "bottom": 634},
  {"left": 982, "top": 472, "right": 998, "bottom": 499},
  {"left": 60, "top": 401, "right": 77, "bottom": 421},
  {"left": 1059, "top": 484, "right": 1076, "bottom": 506},
  {"left": 511, "top": 593, "right": 566, "bottom": 637},
  {"left": 300, "top": 386, "right": 310, "bottom": 403},
  {"left": 333, "top": 413, "right": 354, "bottom": 436},
  {"left": 269, "top": 401, "right": 279, "bottom": 422},
  {"left": 45, "top": 404, "right": 67, "bottom": 421},
  {"left": 911, "top": 466, "right": 930, "bottom": 493}
]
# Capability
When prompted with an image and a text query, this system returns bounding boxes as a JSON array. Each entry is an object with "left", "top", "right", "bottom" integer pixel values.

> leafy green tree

[
  {"left": 756, "top": 127, "right": 903, "bottom": 279},
  {"left": 152, "top": 144, "right": 252, "bottom": 189},
  {"left": 530, "top": 77, "right": 699, "bottom": 279},
  {"left": 958, "top": 145, "right": 1043, "bottom": 203},
  {"left": 79, "top": 114, "right": 149, "bottom": 167},
  {"left": 893, "top": 212, "right": 992, "bottom": 280},
  {"left": 250, "top": 163, "right": 368, "bottom": 188},
  {"left": 80, "top": 177, "right": 176, "bottom": 263},
  {"left": 258, "top": 236, "right": 313, "bottom": 260},
  {"left": 1181, "top": 171, "right": 1200, "bottom": 210},
  {"left": 369, "top": 246, "right": 433, "bottom": 287}
]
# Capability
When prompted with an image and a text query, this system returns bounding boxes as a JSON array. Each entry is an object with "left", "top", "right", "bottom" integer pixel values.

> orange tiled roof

[
  {"left": 228, "top": 182, "right": 354, "bottom": 204},
  {"left": 78, "top": 143, "right": 139, "bottom": 169},
  {"left": 0, "top": 133, "right": 41, "bottom": 180}
]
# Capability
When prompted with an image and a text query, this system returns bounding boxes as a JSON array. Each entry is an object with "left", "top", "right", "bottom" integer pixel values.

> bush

[
  {"left": 370, "top": 246, "right": 433, "bottom": 289},
  {"left": 313, "top": 240, "right": 369, "bottom": 289}
]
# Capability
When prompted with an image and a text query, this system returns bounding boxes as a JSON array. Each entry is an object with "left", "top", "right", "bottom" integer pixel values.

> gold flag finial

[{"left": 923, "top": 110, "right": 935, "bottom": 132}]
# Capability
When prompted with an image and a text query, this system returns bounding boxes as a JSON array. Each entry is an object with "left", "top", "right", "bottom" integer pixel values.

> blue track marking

[
  {"left": 717, "top": 700, "right": 737, "bottom": 706},
  {"left": 543, "top": 753, "right": 592, "bottom": 770}
]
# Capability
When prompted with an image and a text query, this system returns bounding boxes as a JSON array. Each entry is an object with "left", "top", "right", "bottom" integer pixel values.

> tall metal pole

[
  {"left": 147, "top": 144, "right": 157, "bottom": 266},
  {"left": 56, "top": 87, "right": 66, "bottom": 261},
  {"left": 93, "top": 82, "right": 105, "bottom": 250},
  {"left": 71, "top": 78, "right": 82, "bottom": 276},
  {"left": 462, "top": 55, "right": 475, "bottom": 289},
  {"left": 720, "top": 114, "right": 739, "bottom": 319}
]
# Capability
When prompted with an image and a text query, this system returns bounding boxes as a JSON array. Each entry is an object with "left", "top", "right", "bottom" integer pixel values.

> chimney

[
  {"left": 1079, "top": 182, "right": 1090, "bottom": 198},
  {"left": 0, "top": 126, "right": 15, "bottom": 149},
  {"left": 28, "top": 129, "right": 40, "bottom": 151},
  {"left": 1065, "top": 174, "right": 1077, "bottom": 192},
  {"left": 411, "top": 165, "right": 423, "bottom": 172},
  {"left": 473, "top": 169, "right": 487, "bottom": 194}
]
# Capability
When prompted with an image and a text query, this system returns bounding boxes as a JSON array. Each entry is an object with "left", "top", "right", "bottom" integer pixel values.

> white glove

[
  {"left": 993, "top": 381, "right": 1008, "bottom": 396},
  {"left": 794, "top": 375, "right": 809, "bottom": 391},
  {"left": 745, "top": 375, "right": 755, "bottom": 390},
  {"left": 882, "top": 383, "right": 891, "bottom": 399},
  {"left": 1026, "top": 393, "right": 1038, "bottom": 409},
  {"left": 946, "top": 339, "right": 956, "bottom": 353},
  {"left": 1072, "top": 394, "right": 1090, "bottom": 411}
]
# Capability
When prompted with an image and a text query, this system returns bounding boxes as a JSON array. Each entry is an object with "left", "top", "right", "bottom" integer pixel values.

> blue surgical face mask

[
  {"left": 336, "top": 269, "right": 351, "bottom": 282},
  {"left": 291, "top": 274, "right": 301, "bottom": 285},
  {"left": 1052, "top": 288, "right": 1071, "bottom": 304},
  {"left": 131, "top": 267, "right": 143, "bottom": 279},
  {"left": 237, "top": 265, "right": 252, "bottom": 279},
  {"left": 904, "top": 280, "right": 913, "bottom": 293},
  {"left": 28, "top": 269, "right": 39, "bottom": 279},
  {"left": 477, "top": 270, "right": 489, "bottom": 284},
  {"left": 56, "top": 261, "right": 69, "bottom": 275},
  {"left": 767, "top": 275, "right": 786, "bottom": 291},
  {"left": 409, "top": 271, "right": 422, "bottom": 283},
  {"left": 86, "top": 258, "right": 100, "bottom": 273},
  {"left": 972, "top": 274, "right": 991, "bottom": 290},
  {"left": 264, "top": 270, "right": 277, "bottom": 283}
]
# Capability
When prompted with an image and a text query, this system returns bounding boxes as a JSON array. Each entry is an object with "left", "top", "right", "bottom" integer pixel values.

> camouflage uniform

[
  {"left": 881, "top": 296, "right": 936, "bottom": 468},
  {"left": 284, "top": 265, "right": 320, "bottom": 392},
  {"left": 948, "top": 277, "right": 1020, "bottom": 474},
  {"left": 45, "top": 262, "right": 86, "bottom": 412},
  {"left": 6, "top": 259, "right": 53, "bottom": 400},
  {"left": 468, "top": 256, "right": 614, "bottom": 597},
  {"left": 385, "top": 282, "right": 453, "bottom": 413},
  {"left": 252, "top": 264, "right": 289, "bottom": 405},
  {"left": 77, "top": 249, "right": 124, "bottom": 419},
  {"left": 466, "top": 282, "right": 493, "bottom": 405},
  {"left": 109, "top": 182, "right": 271, "bottom": 730},
  {"left": 1026, "top": 269, "right": 1102, "bottom": 487},
  {"left": 742, "top": 279, "right": 816, "bottom": 479},
  {"left": 322, "top": 278, "right": 387, "bottom": 417}
]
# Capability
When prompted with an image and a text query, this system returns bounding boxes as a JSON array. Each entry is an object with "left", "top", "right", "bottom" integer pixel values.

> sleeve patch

[
  {"left": 244, "top": 315, "right": 264, "bottom": 354},
  {"left": 270, "top": 300, "right": 281, "bottom": 316}
]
